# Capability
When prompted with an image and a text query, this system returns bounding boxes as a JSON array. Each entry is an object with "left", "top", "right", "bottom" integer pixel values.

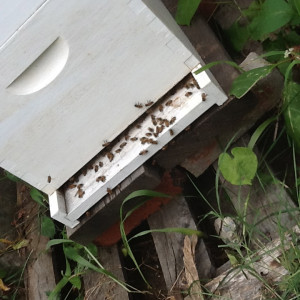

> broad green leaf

[
  {"left": 30, "top": 188, "right": 47, "bottom": 208},
  {"left": 291, "top": 0, "right": 300, "bottom": 16},
  {"left": 69, "top": 276, "right": 81, "bottom": 290},
  {"left": 248, "top": 0, "right": 293, "bottom": 40},
  {"left": 284, "top": 81, "right": 300, "bottom": 152},
  {"left": 175, "top": 0, "right": 202, "bottom": 26},
  {"left": 41, "top": 216, "right": 56, "bottom": 238},
  {"left": 225, "top": 22, "right": 250, "bottom": 52},
  {"left": 230, "top": 65, "right": 274, "bottom": 98},
  {"left": 219, "top": 147, "right": 258, "bottom": 185},
  {"left": 284, "top": 60, "right": 300, "bottom": 87}
]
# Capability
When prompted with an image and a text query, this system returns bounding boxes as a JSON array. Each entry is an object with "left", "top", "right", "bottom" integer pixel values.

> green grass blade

[
  {"left": 128, "top": 227, "right": 205, "bottom": 242},
  {"left": 46, "top": 239, "right": 74, "bottom": 250},
  {"left": 175, "top": 0, "right": 202, "bottom": 26},
  {"left": 248, "top": 116, "right": 277, "bottom": 150},
  {"left": 284, "top": 60, "right": 300, "bottom": 87},
  {"left": 194, "top": 60, "right": 243, "bottom": 75}
]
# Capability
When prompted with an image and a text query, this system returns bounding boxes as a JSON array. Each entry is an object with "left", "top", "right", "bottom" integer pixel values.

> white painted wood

[
  {"left": 0, "top": 0, "right": 204, "bottom": 195},
  {"left": 50, "top": 65, "right": 227, "bottom": 226},
  {"left": 0, "top": 0, "right": 47, "bottom": 48}
]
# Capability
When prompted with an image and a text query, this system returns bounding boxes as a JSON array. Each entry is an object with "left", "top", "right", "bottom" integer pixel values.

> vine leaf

[
  {"left": 219, "top": 147, "right": 258, "bottom": 185},
  {"left": 230, "top": 65, "right": 274, "bottom": 98},
  {"left": 175, "top": 0, "right": 202, "bottom": 26}
]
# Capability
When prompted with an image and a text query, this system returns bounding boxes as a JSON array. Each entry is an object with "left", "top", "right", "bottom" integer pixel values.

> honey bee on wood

[
  {"left": 149, "top": 139, "right": 158, "bottom": 145},
  {"left": 164, "top": 119, "right": 170, "bottom": 127},
  {"left": 96, "top": 176, "right": 106, "bottom": 182},
  {"left": 156, "top": 125, "right": 165, "bottom": 134},
  {"left": 136, "top": 124, "right": 142, "bottom": 129},
  {"left": 99, "top": 161, "right": 103, "bottom": 167},
  {"left": 170, "top": 117, "right": 176, "bottom": 125},
  {"left": 185, "top": 125, "right": 191, "bottom": 131},
  {"left": 78, "top": 190, "right": 85, "bottom": 198},
  {"left": 152, "top": 119, "right": 157, "bottom": 126},
  {"left": 165, "top": 100, "right": 173, "bottom": 106},
  {"left": 115, "top": 148, "right": 122, "bottom": 153},
  {"left": 162, "top": 145, "right": 168, "bottom": 151},
  {"left": 159, "top": 119, "right": 165, "bottom": 125},
  {"left": 153, "top": 133, "right": 158, "bottom": 138},
  {"left": 82, "top": 169, "right": 87, "bottom": 176},
  {"left": 88, "top": 164, "right": 94, "bottom": 170},
  {"left": 201, "top": 93, "right": 207, "bottom": 101},
  {"left": 148, "top": 127, "right": 154, "bottom": 132},
  {"left": 139, "top": 150, "right": 148, "bottom": 155},
  {"left": 158, "top": 105, "right": 164, "bottom": 112},
  {"left": 145, "top": 100, "right": 154, "bottom": 107},
  {"left": 94, "top": 165, "right": 99, "bottom": 172},
  {"left": 134, "top": 103, "right": 143, "bottom": 108},
  {"left": 193, "top": 80, "right": 200, "bottom": 89},
  {"left": 120, "top": 142, "right": 127, "bottom": 148},
  {"left": 85, "top": 211, "right": 91, "bottom": 217},
  {"left": 107, "top": 152, "right": 114, "bottom": 162},
  {"left": 170, "top": 140, "right": 176, "bottom": 145},
  {"left": 47, "top": 175, "right": 51, "bottom": 183},
  {"left": 185, "top": 92, "right": 193, "bottom": 97},
  {"left": 189, "top": 83, "right": 195, "bottom": 88},
  {"left": 68, "top": 184, "right": 77, "bottom": 189},
  {"left": 125, "top": 134, "right": 130, "bottom": 141},
  {"left": 69, "top": 176, "right": 75, "bottom": 183},
  {"left": 77, "top": 184, "right": 84, "bottom": 189},
  {"left": 145, "top": 132, "right": 152, "bottom": 137},
  {"left": 169, "top": 129, "right": 174, "bottom": 136},
  {"left": 140, "top": 137, "right": 148, "bottom": 144},
  {"left": 102, "top": 140, "right": 111, "bottom": 147},
  {"left": 130, "top": 137, "right": 138, "bottom": 141},
  {"left": 107, "top": 188, "right": 113, "bottom": 195}
]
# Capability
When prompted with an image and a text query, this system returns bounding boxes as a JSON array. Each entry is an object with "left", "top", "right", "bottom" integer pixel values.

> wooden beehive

[{"left": 0, "top": 0, "right": 227, "bottom": 227}]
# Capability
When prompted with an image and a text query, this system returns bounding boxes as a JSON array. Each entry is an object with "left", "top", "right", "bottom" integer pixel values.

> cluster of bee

[{"left": 65, "top": 77, "right": 205, "bottom": 200}]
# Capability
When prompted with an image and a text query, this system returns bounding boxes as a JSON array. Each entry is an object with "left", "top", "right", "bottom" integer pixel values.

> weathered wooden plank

[
  {"left": 205, "top": 226, "right": 300, "bottom": 299},
  {"left": 66, "top": 165, "right": 161, "bottom": 245},
  {"left": 18, "top": 183, "right": 56, "bottom": 300},
  {"left": 148, "top": 196, "right": 214, "bottom": 296},
  {"left": 83, "top": 245, "right": 129, "bottom": 300}
]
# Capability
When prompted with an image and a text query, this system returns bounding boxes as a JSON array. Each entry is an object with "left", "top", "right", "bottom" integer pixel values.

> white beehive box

[{"left": 0, "top": 0, "right": 227, "bottom": 227}]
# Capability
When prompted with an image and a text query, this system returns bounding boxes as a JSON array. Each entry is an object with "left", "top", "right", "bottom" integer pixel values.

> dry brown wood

[
  {"left": 18, "top": 183, "right": 56, "bottom": 300},
  {"left": 83, "top": 245, "right": 129, "bottom": 300},
  {"left": 148, "top": 196, "right": 214, "bottom": 298},
  {"left": 205, "top": 226, "right": 300, "bottom": 299}
]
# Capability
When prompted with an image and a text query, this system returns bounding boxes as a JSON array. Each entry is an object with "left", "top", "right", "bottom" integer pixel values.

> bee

[
  {"left": 159, "top": 119, "right": 165, "bottom": 125},
  {"left": 102, "top": 140, "right": 111, "bottom": 147},
  {"left": 69, "top": 184, "right": 77, "bottom": 189},
  {"left": 201, "top": 93, "right": 207, "bottom": 101},
  {"left": 153, "top": 133, "right": 158, "bottom": 138},
  {"left": 145, "top": 100, "right": 154, "bottom": 107},
  {"left": 134, "top": 103, "right": 143, "bottom": 108},
  {"left": 115, "top": 148, "right": 122, "bottom": 153},
  {"left": 78, "top": 190, "right": 85, "bottom": 198},
  {"left": 88, "top": 164, "right": 94, "bottom": 170},
  {"left": 140, "top": 137, "right": 148, "bottom": 144},
  {"left": 85, "top": 211, "right": 91, "bottom": 217},
  {"left": 156, "top": 125, "right": 164, "bottom": 134},
  {"left": 152, "top": 119, "right": 157, "bottom": 126},
  {"left": 130, "top": 137, "right": 138, "bottom": 141},
  {"left": 169, "top": 129, "right": 174, "bottom": 136},
  {"left": 170, "top": 117, "right": 176, "bottom": 124},
  {"left": 165, "top": 100, "right": 173, "bottom": 106},
  {"left": 149, "top": 139, "right": 158, "bottom": 145},
  {"left": 94, "top": 165, "right": 99, "bottom": 172},
  {"left": 96, "top": 176, "right": 106, "bottom": 182},
  {"left": 120, "top": 142, "right": 127, "bottom": 148},
  {"left": 136, "top": 124, "right": 142, "bottom": 129},
  {"left": 185, "top": 92, "right": 193, "bottom": 97},
  {"left": 189, "top": 83, "right": 195, "bottom": 88},
  {"left": 185, "top": 125, "right": 191, "bottom": 131},
  {"left": 99, "top": 161, "right": 103, "bottom": 167},
  {"left": 47, "top": 175, "right": 51, "bottom": 183},
  {"left": 158, "top": 105, "right": 164, "bottom": 112},
  {"left": 77, "top": 184, "right": 84, "bottom": 189},
  {"left": 146, "top": 132, "right": 152, "bottom": 137},
  {"left": 125, "top": 134, "right": 130, "bottom": 141},
  {"left": 193, "top": 80, "right": 200, "bottom": 89},
  {"left": 107, "top": 188, "right": 113, "bottom": 195},
  {"left": 139, "top": 150, "right": 148, "bottom": 155},
  {"left": 162, "top": 145, "right": 168, "bottom": 151},
  {"left": 82, "top": 169, "right": 87, "bottom": 176},
  {"left": 148, "top": 127, "right": 154, "bottom": 132},
  {"left": 107, "top": 152, "right": 114, "bottom": 162},
  {"left": 170, "top": 140, "right": 176, "bottom": 145},
  {"left": 164, "top": 119, "right": 170, "bottom": 127}
]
